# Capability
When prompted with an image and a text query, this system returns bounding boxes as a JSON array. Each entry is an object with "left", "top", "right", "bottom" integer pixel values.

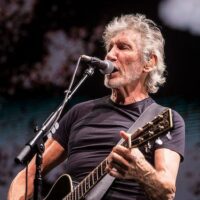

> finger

[
  {"left": 112, "top": 145, "right": 132, "bottom": 162},
  {"left": 105, "top": 163, "right": 125, "bottom": 177},
  {"left": 111, "top": 161, "right": 126, "bottom": 175},
  {"left": 105, "top": 165, "right": 125, "bottom": 178},
  {"left": 120, "top": 131, "right": 132, "bottom": 148},
  {"left": 107, "top": 167, "right": 125, "bottom": 179},
  {"left": 108, "top": 151, "right": 129, "bottom": 170},
  {"left": 119, "top": 130, "right": 130, "bottom": 140}
]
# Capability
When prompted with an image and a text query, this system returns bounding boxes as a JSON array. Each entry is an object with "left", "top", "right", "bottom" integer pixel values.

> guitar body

[{"left": 44, "top": 174, "right": 73, "bottom": 200}]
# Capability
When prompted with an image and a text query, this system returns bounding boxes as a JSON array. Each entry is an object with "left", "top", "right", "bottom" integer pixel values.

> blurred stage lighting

[{"left": 158, "top": 0, "right": 200, "bottom": 35}]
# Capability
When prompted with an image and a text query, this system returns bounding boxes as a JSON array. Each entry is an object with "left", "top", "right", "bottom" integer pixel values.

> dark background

[{"left": 0, "top": 0, "right": 199, "bottom": 99}]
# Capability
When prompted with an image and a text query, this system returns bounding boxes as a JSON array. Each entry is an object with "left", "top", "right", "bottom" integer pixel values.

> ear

[{"left": 143, "top": 54, "right": 157, "bottom": 72}]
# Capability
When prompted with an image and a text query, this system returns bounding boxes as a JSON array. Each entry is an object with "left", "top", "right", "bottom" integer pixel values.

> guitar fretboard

[{"left": 65, "top": 158, "right": 108, "bottom": 200}]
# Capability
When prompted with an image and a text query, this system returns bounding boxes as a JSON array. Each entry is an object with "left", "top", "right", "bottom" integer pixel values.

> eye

[{"left": 118, "top": 43, "right": 130, "bottom": 50}]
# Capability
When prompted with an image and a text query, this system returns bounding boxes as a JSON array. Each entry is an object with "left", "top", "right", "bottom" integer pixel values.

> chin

[{"left": 104, "top": 78, "right": 124, "bottom": 89}]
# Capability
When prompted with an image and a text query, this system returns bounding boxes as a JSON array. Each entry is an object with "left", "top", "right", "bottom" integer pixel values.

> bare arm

[
  {"left": 8, "top": 138, "right": 67, "bottom": 200},
  {"left": 106, "top": 131, "right": 180, "bottom": 200},
  {"left": 140, "top": 148, "right": 180, "bottom": 199}
]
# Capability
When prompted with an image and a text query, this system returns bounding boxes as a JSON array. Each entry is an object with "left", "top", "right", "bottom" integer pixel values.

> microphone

[{"left": 81, "top": 55, "right": 116, "bottom": 74}]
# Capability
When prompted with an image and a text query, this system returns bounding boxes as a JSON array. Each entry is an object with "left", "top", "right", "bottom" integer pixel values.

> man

[{"left": 8, "top": 14, "right": 185, "bottom": 200}]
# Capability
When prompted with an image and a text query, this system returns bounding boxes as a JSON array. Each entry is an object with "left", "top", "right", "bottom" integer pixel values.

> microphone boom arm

[{"left": 15, "top": 65, "right": 95, "bottom": 165}]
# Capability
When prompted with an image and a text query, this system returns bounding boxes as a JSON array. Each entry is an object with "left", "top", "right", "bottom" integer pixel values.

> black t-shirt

[{"left": 52, "top": 96, "right": 185, "bottom": 200}]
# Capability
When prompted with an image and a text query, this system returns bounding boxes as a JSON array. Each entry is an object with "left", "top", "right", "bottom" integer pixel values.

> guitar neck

[{"left": 65, "top": 158, "right": 108, "bottom": 200}]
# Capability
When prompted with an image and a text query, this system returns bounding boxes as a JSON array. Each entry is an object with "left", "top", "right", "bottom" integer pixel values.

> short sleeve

[{"left": 154, "top": 110, "right": 185, "bottom": 162}]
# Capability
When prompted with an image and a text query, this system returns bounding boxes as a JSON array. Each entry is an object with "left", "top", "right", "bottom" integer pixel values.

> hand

[{"left": 106, "top": 130, "right": 146, "bottom": 180}]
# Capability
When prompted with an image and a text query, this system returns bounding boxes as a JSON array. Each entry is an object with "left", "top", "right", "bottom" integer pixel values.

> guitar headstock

[{"left": 123, "top": 108, "right": 173, "bottom": 148}]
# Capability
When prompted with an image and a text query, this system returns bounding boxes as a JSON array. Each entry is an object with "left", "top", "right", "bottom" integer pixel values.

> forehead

[{"left": 110, "top": 29, "right": 141, "bottom": 44}]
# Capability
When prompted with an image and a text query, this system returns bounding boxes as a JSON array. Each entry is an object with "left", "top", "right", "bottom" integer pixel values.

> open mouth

[
  {"left": 112, "top": 67, "right": 119, "bottom": 73},
  {"left": 107, "top": 68, "right": 119, "bottom": 78},
  {"left": 110, "top": 65, "right": 119, "bottom": 74}
]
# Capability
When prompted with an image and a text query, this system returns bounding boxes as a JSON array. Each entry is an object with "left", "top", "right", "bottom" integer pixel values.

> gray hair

[{"left": 103, "top": 14, "right": 166, "bottom": 93}]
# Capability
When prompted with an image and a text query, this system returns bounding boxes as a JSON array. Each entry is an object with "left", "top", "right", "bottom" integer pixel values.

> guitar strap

[{"left": 85, "top": 102, "right": 167, "bottom": 200}]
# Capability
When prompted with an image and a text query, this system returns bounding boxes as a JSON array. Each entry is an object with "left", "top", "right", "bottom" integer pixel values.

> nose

[{"left": 105, "top": 47, "right": 117, "bottom": 62}]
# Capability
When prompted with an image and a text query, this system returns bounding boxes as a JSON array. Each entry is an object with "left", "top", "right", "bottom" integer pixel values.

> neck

[{"left": 110, "top": 87, "right": 149, "bottom": 105}]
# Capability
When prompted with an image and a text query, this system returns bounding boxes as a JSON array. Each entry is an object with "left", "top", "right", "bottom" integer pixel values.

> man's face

[{"left": 104, "top": 29, "right": 145, "bottom": 89}]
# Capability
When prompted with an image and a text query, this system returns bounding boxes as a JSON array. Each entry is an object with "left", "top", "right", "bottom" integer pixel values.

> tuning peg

[
  {"left": 138, "top": 127, "right": 143, "bottom": 132},
  {"left": 155, "top": 114, "right": 163, "bottom": 120},
  {"left": 148, "top": 130, "right": 154, "bottom": 136},
  {"left": 147, "top": 122, "right": 153, "bottom": 126},
  {"left": 158, "top": 125, "right": 164, "bottom": 130},
  {"left": 138, "top": 137, "right": 144, "bottom": 143}
]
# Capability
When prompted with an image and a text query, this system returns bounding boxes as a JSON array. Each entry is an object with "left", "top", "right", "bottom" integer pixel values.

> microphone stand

[{"left": 15, "top": 66, "right": 95, "bottom": 200}]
